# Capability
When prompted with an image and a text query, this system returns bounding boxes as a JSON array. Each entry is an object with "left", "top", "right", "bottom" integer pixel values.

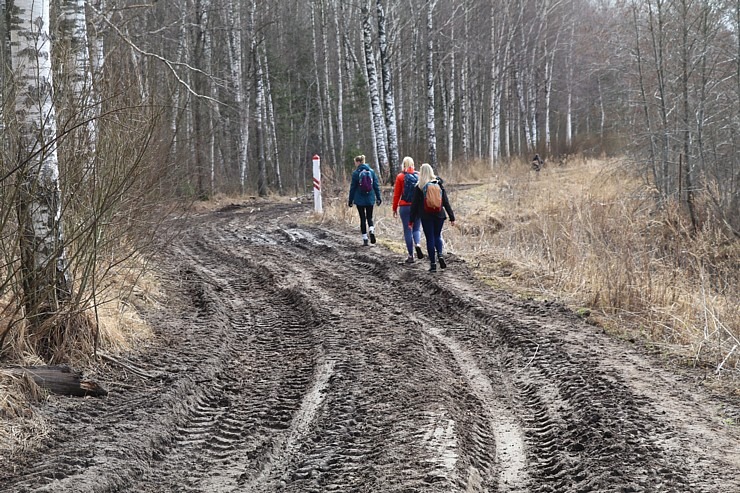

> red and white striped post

[{"left": 312, "top": 154, "right": 323, "bottom": 213}]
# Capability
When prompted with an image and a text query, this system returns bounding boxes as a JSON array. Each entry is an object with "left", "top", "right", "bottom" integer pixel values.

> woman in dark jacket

[
  {"left": 348, "top": 154, "right": 382, "bottom": 246},
  {"left": 409, "top": 163, "right": 455, "bottom": 271}
]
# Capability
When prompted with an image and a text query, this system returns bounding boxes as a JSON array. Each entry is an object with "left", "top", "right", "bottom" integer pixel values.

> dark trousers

[{"left": 357, "top": 205, "right": 374, "bottom": 234}]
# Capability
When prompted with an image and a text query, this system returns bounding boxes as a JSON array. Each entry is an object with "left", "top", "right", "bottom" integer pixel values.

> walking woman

[
  {"left": 348, "top": 155, "right": 382, "bottom": 246},
  {"left": 409, "top": 163, "right": 455, "bottom": 271},
  {"left": 392, "top": 156, "right": 424, "bottom": 263}
]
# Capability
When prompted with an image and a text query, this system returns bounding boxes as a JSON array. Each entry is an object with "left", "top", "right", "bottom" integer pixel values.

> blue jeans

[
  {"left": 399, "top": 206, "right": 421, "bottom": 256},
  {"left": 420, "top": 216, "right": 445, "bottom": 264}
]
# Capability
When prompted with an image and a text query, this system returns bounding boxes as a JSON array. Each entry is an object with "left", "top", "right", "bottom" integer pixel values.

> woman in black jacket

[{"left": 408, "top": 163, "right": 455, "bottom": 272}]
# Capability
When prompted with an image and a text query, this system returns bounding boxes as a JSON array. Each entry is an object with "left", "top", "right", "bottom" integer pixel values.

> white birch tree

[
  {"left": 251, "top": 0, "right": 267, "bottom": 196},
  {"left": 262, "top": 50, "right": 282, "bottom": 193},
  {"left": 377, "top": 0, "right": 400, "bottom": 178},
  {"left": 10, "top": 0, "right": 73, "bottom": 330},
  {"left": 319, "top": 0, "right": 337, "bottom": 170},
  {"left": 425, "top": 0, "right": 438, "bottom": 168},
  {"left": 332, "top": 0, "right": 345, "bottom": 173},
  {"left": 446, "top": 20, "right": 455, "bottom": 170},
  {"left": 226, "top": 0, "right": 249, "bottom": 193},
  {"left": 460, "top": 0, "right": 470, "bottom": 162},
  {"left": 59, "top": 0, "right": 97, "bottom": 180},
  {"left": 362, "top": 4, "right": 388, "bottom": 176}
]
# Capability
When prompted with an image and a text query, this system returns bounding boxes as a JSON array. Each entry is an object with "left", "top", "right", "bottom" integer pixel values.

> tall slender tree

[
  {"left": 377, "top": 0, "right": 400, "bottom": 178},
  {"left": 362, "top": 3, "right": 388, "bottom": 176},
  {"left": 10, "top": 0, "right": 73, "bottom": 334},
  {"left": 425, "top": 0, "right": 438, "bottom": 168}
]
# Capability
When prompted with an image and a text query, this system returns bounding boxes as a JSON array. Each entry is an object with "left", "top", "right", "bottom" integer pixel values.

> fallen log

[{"left": 0, "top": 365, "right": 108, "bottom": 397}]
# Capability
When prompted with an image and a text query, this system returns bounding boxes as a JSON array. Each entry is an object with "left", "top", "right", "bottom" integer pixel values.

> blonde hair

[
  {"left": 417, "top": 163, "right": 436, "bottom": 188},
  {"left": 354, "top": 154, "right": 366, "bottom": 164},
  {"left": 402, "top": 156, "right": 414, "bottom": 169}
]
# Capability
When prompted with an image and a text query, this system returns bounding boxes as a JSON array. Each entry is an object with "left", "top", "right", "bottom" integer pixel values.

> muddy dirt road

[{"left": 2, "top": 201, "right": 739, "bottom": 492}]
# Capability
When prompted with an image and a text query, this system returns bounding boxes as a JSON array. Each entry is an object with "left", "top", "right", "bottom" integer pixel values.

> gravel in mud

[{"left": 2, "top": 201, "right": 739, "bottom": 493}]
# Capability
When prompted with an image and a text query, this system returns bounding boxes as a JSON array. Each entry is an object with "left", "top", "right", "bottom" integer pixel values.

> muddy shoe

[
  {"left": 415, "top": 245, "right": 424, "bottom": 259},
  {"left": 438, "top": 255, "right": 447, "bottom": 269},
  {"left": 405, "top": 256, "right": 415, "bottom": 264},
  {"left": 369, "top": 231, "right": 376, "bottom": 244},
  {"left": 363, "top": 239, "right": 369, "bottom": 246},
  {"left": 429, "top": 263, "right": 437, "bottom": 272}
]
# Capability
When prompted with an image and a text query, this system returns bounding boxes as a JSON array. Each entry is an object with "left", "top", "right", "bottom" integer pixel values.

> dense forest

[{"left": 0, "top": 0, "right": 738, "bottom": 361}]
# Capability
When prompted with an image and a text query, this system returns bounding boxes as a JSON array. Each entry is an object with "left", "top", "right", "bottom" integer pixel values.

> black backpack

[{"left": 401, "top": 172, "right": 418, "bottom": 202}]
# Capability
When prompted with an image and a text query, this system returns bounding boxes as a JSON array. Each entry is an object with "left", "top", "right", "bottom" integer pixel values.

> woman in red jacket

[{"left": 392, "top": 156, "right": 424, "bottom": 263}]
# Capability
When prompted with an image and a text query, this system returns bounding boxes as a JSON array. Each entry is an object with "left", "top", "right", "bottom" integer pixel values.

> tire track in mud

[
  {"left": 1, "top": 201, "right": 738, "bottom": 493},
  {"left": 424, "top": 325, "right": 527, "bottom": 491},
  {"left": 425, "top": 276, "right": 740, "bottom": 493}
]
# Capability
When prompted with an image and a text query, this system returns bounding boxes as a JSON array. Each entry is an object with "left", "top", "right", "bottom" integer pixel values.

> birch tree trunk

[
  {"left": 169, "top": 1, "right": 188, "bottom": 167},
  {"left": 631, "top": 2, "right": 659, "bottom": 190},
  {"left": 262, "top": 50, "right": 282, "bottom": 193},
  {"left": 425, "top": 0, "right": 438, "bottom": 168},
  {"left": 460, "top": 1, "right": 470, "bottom": 162},
  {"left": 332, "top": 0, "right": 345, "bottom": 175},
  {"left": 10, "top": 0, "right": 73, "bottom": 330},
  {"left": 362, "top": 4, "right": 388, "bottom": 176},
  {"left": 320, "top": 0, "right": 337, "bottom": 170},
  {"left": 377, "top": 0, "right": 400, "bottom": 178},
  {"left": 410, "top": 17, "right": 421, "bottom": 153},
  {"left": 489, "top": 4, "right": 499, "bottom": 166},
  {"left": 446, "top": 21, "right": 455, "bottom": 171},
  {"left": 489, "top": 1, "right": 514, "bottom": 166},
  {"left": 543, "top": 18, "right": 562, "bottom": 154},
  {"left": 191, "top": 0, "right": 209, "bottom": 198},
  {"left": 202, "top": 2, "right": 217, "bottom": 195},
  {"left": 565, "top": 18, "right": 575, "bottom": 149},
  {"left": 678, "top": 0, "right": 697, "bottom": 232},
  {"left": 59, "top": 0, "right": 97, "bottom": 180},
  {"left": 226, "top": 0, "right": 249, "bottom": 194},
  {"left": 252, "top": 0, "right": 267, "bottom": 197},
  {"left": 647, "top": 0, "right": 671, "bottom": 198}
]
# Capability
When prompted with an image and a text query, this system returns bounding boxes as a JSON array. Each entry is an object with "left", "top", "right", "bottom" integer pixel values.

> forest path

[{"left": 1, "top": 201, "right": 738, "bottom": 493}]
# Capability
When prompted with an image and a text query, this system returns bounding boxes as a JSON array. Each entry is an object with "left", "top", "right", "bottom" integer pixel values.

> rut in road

[{"left": 1, "top": 202, "right": 738, "bottom": 493}]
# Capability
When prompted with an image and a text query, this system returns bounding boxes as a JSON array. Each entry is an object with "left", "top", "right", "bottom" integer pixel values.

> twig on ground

[
  {"left": 716, "top": 345, "right": 738, "bottom": 375},
  {"left": 517, "top": 343, "right": 540, "bottom": 374},
  {"left": 97, "top": 352, "right": 159, "bottom": 379}
]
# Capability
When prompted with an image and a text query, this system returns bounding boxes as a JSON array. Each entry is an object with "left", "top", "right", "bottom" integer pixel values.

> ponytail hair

[{"left": 354, "top": 154, "right": 366, "bottom": 164}]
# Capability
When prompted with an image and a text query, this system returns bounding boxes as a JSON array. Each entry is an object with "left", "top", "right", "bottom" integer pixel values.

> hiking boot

[
  {"left": 438, "top": 255, "right": 447, "bottom": 269},
  {"left": 429, "top": 263, "right": 437, "bottom": 272},
  {"left": 369, "top": 231, "right": 376, "bottom": 244},
  {"left": 405, "top": 256, "right": 415, "bottom": 264},
  {"left": 363, "top": 239, "right": 369, "bottom": 246},
  {"left": 415, "top": 245, "right": 424, "bottom": 259}
]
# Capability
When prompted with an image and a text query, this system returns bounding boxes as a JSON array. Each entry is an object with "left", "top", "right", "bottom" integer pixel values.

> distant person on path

[
  {"left": 348, "top": 154, "right": 382, "bottom": 246},
  {"left": 532, "top": 153, "right": 544, "bottom": 172},
  {"left": 409, "top": 163, "right": 455, "bottom": 272},
  {"left": 392, "top": 156, "right": 424, "bottom": 264}
]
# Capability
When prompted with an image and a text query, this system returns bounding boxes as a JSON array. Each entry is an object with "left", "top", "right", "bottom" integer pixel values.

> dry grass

[
  {"left": 322, "top": 157, "right": 738, "bottom": 382},
  {"left": 0, "top": 373, "right": 52, "bottom": 469},
  {"left": 0, "top": 252, "right": 159, "bottom": 455}
]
